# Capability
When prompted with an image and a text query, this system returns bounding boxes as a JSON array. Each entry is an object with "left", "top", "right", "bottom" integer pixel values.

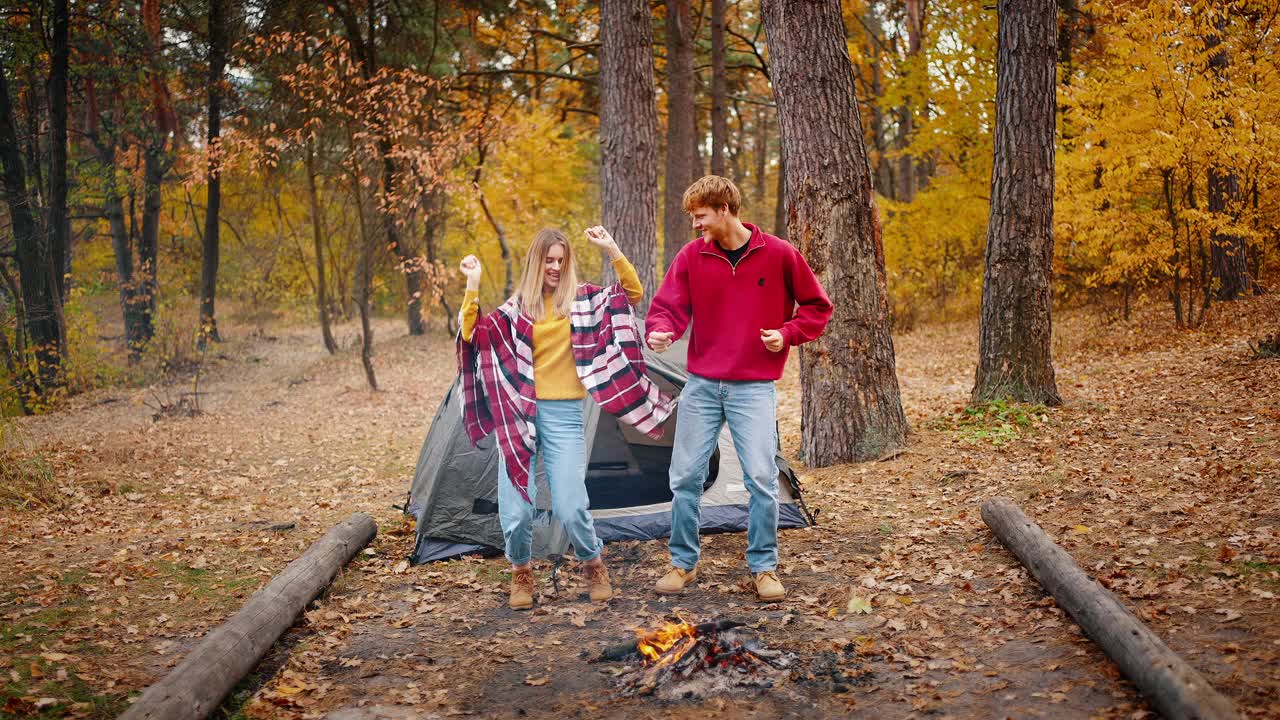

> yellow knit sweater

[{"left": 460, "top": 257, "right": 643, "bottom": 399}]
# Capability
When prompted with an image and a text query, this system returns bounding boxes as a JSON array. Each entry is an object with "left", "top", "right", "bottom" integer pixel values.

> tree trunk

[
  {"left": 422, "top": 189, "right": 456, "bottom": 335},
  {"left": 48, "top": 0, "right": 70, "bottom": 308},
  {"left": 105, "top": 178, "right": 150, "bottom": 356},
  {"left": 349, "top": 155, "right": 379, "bottom": 390},
  {"left": 753, "top": 105, "right": 768, "bottom": 204},
  {"left": 1204, "top": 20, "right": 1256, "bottom": 302},
  {"left": 138, "top": 145, "right": 163, "bottom": 347},
  {"left": 304, "top": 140, "right": 338, "bottom": 354},
  {"left": 664, "top": 0, "right": 700, "bottom": 271},
  {"left": 895, "top": 0, "right": 924, "bottom": 202},
  {"left": 198, "top": 0, "right": 228, "bottom": 348},
  {"left": 773, "top": 149, "right": 786, "bottom": 237},
  {"left": 472, "top": 141, "right": 514, "bottom": 298},
  {"left": 378, "top": 142, "right": 427, "bottom": 336},
  {"left": 709, "top": 0, "right": 728, "bottom": 177},
  {"left": 971, "top": 0, "right": 1062, "bottom": 406},
  {"left": 599, "top": 0, "right": 659, "bottom": 310},
  {"left": 761, "top": 0, "right": 907, "bottom": 464},
  {"left": 476, "top": 188, "right": 513, "bottom": 298},
  {"left": 0, "top": 60, "right": 62, "bottom": 392}
]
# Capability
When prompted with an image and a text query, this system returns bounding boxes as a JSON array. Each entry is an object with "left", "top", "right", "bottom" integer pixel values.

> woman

[{"left": 457, "top": 226, "right": 674, "bottom": 610}]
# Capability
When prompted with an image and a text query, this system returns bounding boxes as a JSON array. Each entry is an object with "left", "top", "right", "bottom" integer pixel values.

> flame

[{"left": 635, "top": 621, "right": 696, "bottom": 663}]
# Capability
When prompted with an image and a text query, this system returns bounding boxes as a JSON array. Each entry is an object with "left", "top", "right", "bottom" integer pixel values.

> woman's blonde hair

[{"left": 515, "top": 228, "right": 577, "bottom": 321}]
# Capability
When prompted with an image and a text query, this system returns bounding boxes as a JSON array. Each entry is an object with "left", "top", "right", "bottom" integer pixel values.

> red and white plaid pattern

[{"left": 458, "top": 282, "right": 675, "bottom": 504}]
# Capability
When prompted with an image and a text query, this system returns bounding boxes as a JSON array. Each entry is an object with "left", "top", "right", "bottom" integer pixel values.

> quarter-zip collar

[{"left": 698, "top": 223, "right": 767, "bottom": 272}]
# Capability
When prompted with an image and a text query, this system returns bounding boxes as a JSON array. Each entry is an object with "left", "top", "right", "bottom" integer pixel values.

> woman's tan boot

[
  {"left": 509, "top": 566, "right": 535, "bottom": 610},
  {"left": 584, "top": 558, "right": 614, "bottom": 602}
]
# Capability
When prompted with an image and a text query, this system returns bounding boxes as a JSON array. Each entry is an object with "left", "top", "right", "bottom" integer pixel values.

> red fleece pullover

[{"left": 646, "top": 223, "right": 834, "bottom": 381}]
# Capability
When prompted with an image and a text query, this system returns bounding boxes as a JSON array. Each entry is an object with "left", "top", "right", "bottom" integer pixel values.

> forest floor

[{"left": 1, "top": 294, "right": 1277, "bottom": 720}]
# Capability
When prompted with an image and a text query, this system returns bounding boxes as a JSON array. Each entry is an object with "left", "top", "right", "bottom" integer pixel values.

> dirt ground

[{"left": 2, "top": 295, "right": 1277, "bottom": 719}]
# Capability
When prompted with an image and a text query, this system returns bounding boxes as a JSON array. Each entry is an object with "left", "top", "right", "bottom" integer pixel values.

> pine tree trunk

[
  {"left": 138, "top": 145, "right": 163, "bottom": 347},
  {"left": 773, "top": 149, "right": 786, "bottom": 237},
  {"left": 761, "top": 0, "right": 908, "bottom": 464},
  {"left": 710, "top": 0, "right": 728, "bottom": 177},
  {"left": 664, "top": 0, "right": 700, "bottom": 271},
  {"left": 0, "top": 61, "right": 62, "bottom": 391},
  {"left": 1204, "top": 21, "right": 1256, "bottom": 302},
  {"left": 48, "top": 0, "right": 70, "bottom": 307},
  {"left": 971, "top": 0, "right": 1062, "bottom": 406},
  {"left": 198, "top": 0, "right": 228, "bottom": 348},
  {"left": 754, "top": 105, "right": 768, "bottom": 204},
  {"left": 895, "top": 0, "right": 923, "bottom": 202},
  {"left": 599, "top": 0, "right": 659, "bottom": 310},
  {"left": 305, "top": 141, "right": 338, "bottom": 354}
]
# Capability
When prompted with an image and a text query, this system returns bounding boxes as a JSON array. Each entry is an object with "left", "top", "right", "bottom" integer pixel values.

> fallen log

[
  {"left": 121, "top": 513, "right": 378, "bottom": 720},
  {"left": 981, "top": 497, "right": 1239, "bottom": 720}
]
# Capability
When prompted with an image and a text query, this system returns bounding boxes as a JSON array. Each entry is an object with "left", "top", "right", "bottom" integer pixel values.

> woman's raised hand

[
  {"left": 459, "top": 255, "right": 482, "bottom": 289},
  {"left": 585, "top": 226, "right": 622, "bottom": 259}
]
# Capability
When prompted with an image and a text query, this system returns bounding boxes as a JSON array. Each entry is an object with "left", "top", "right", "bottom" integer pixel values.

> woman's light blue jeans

[
  {"left": 497, "top": 399, "right": 603, "bottom": 566},
  {"left": 668, "top": 374, "right": 780, "bottom": 573}
]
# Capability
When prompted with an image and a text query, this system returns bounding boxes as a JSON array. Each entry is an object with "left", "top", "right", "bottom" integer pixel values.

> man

[{"left": 647, "top": 175, "right": 833, "bottom": 602}]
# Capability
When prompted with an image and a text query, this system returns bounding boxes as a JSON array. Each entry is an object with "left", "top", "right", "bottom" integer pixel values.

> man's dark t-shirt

[{"left": 720, "top": 241, "right": 749, "bottom": 267}]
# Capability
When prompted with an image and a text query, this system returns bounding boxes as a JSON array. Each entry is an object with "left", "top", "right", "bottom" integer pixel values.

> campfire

[{"left": 604, "top": 618, "right": 795, "bottom": 700}]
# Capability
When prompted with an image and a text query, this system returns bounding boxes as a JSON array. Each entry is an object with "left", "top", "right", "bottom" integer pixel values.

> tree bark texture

[
  {"left": 710, "top": 0, "right": 728, "bottom": 177},
  {"left": 0, "top": 61, "right": 63, "bottom": 391},
  {"left": 773, "top": 149, "right": 786, "bottom": 237},
  {"left": 972, "top": 0, "right": 1062, "bottom": 406},
  {"left": 49, "top": 0, "right": 70, "bottom": 305},
  {"left": 1204, "top": 22, "right": 1256, "bottom": 301},
  {"left": 664, "top": 0, "right": 700, "bottom": 271},
  {"left": 761, "top": 0, "right": 908, "bottom": 464},
  {"left": 138, "top": 145, "right": 163, "bottom": 348},
  {"left": 199, "top": 0, "right": 229, "bottom": 347},
  {"left": 981, "top": 497, "right": 1241, "bottom": 720},
  {"left": 599, "top": 0, "right": 659, "bottom": 310},
  {"left": 119, "top": 514, "right": 377, "bottom": 720}
]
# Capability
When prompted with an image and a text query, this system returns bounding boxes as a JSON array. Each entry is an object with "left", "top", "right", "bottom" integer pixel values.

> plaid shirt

[{"left": 458, "top": 282, "right": 675, "bottom": 504}]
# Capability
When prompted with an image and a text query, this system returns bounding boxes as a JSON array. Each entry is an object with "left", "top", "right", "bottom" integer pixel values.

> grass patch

[
  {"left": 1237, "top": 560, "right": 1280, "bottom": 586},
  {"left": 0, "top": 427, "right": 64, "bottom": 510},
  {"left": 0, "top": 606, "right": 80, "bottom": 653},
  {"left": 155, "top": 560, "right": 260, "bottom": 601},
  {"left": 0, "top": 664, "right": 128, "bottom": 719},
  {"left": 933, "top": 400, "right": 1050, "bottom": 446}
]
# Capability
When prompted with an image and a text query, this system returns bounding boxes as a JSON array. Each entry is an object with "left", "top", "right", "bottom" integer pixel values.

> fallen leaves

[{"left": 847, "top": 596, "right": 874, "bottom": 615}]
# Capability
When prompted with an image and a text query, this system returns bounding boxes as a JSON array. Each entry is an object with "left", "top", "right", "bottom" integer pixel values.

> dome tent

[{"left": 406, "top": 340, "right": 815, "bottom": 564}]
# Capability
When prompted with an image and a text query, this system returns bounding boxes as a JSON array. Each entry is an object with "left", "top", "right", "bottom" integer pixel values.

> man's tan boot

[
  {"left": 655, "top": 565, "right": 697, "bottom": 595},
  {"left": 753, "top": 570, "right": 786, "bottom": 602},
  {"left": 509, "top": 566, "right": 535, "bottom": 610},
  {"left": 584, "top": 559, "right": 614, "bottom": 602}
]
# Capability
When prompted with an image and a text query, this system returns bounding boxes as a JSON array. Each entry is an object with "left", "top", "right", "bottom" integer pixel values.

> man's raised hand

[
  {"left": 459, "top": 255, "right": 482, "bottom": 290},
  {"left": 648, "top": 330, "right": 674, "bottom": 353}
]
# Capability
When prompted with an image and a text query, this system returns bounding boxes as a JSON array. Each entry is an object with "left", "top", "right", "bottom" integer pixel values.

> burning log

[
  {"left": 592, "top": 618, "right": 744, "bottom": 662},
  {"left": 609, "top": 618, "right": 795, "bottom": 700}
]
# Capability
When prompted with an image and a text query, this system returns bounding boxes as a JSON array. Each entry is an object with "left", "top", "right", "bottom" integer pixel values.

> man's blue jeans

[
  {"left": 668, "top": 374, "right": 779, "bottom": 573},
  {"left": 497, "top": 399, "right": 603, "bottom": 566}
]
